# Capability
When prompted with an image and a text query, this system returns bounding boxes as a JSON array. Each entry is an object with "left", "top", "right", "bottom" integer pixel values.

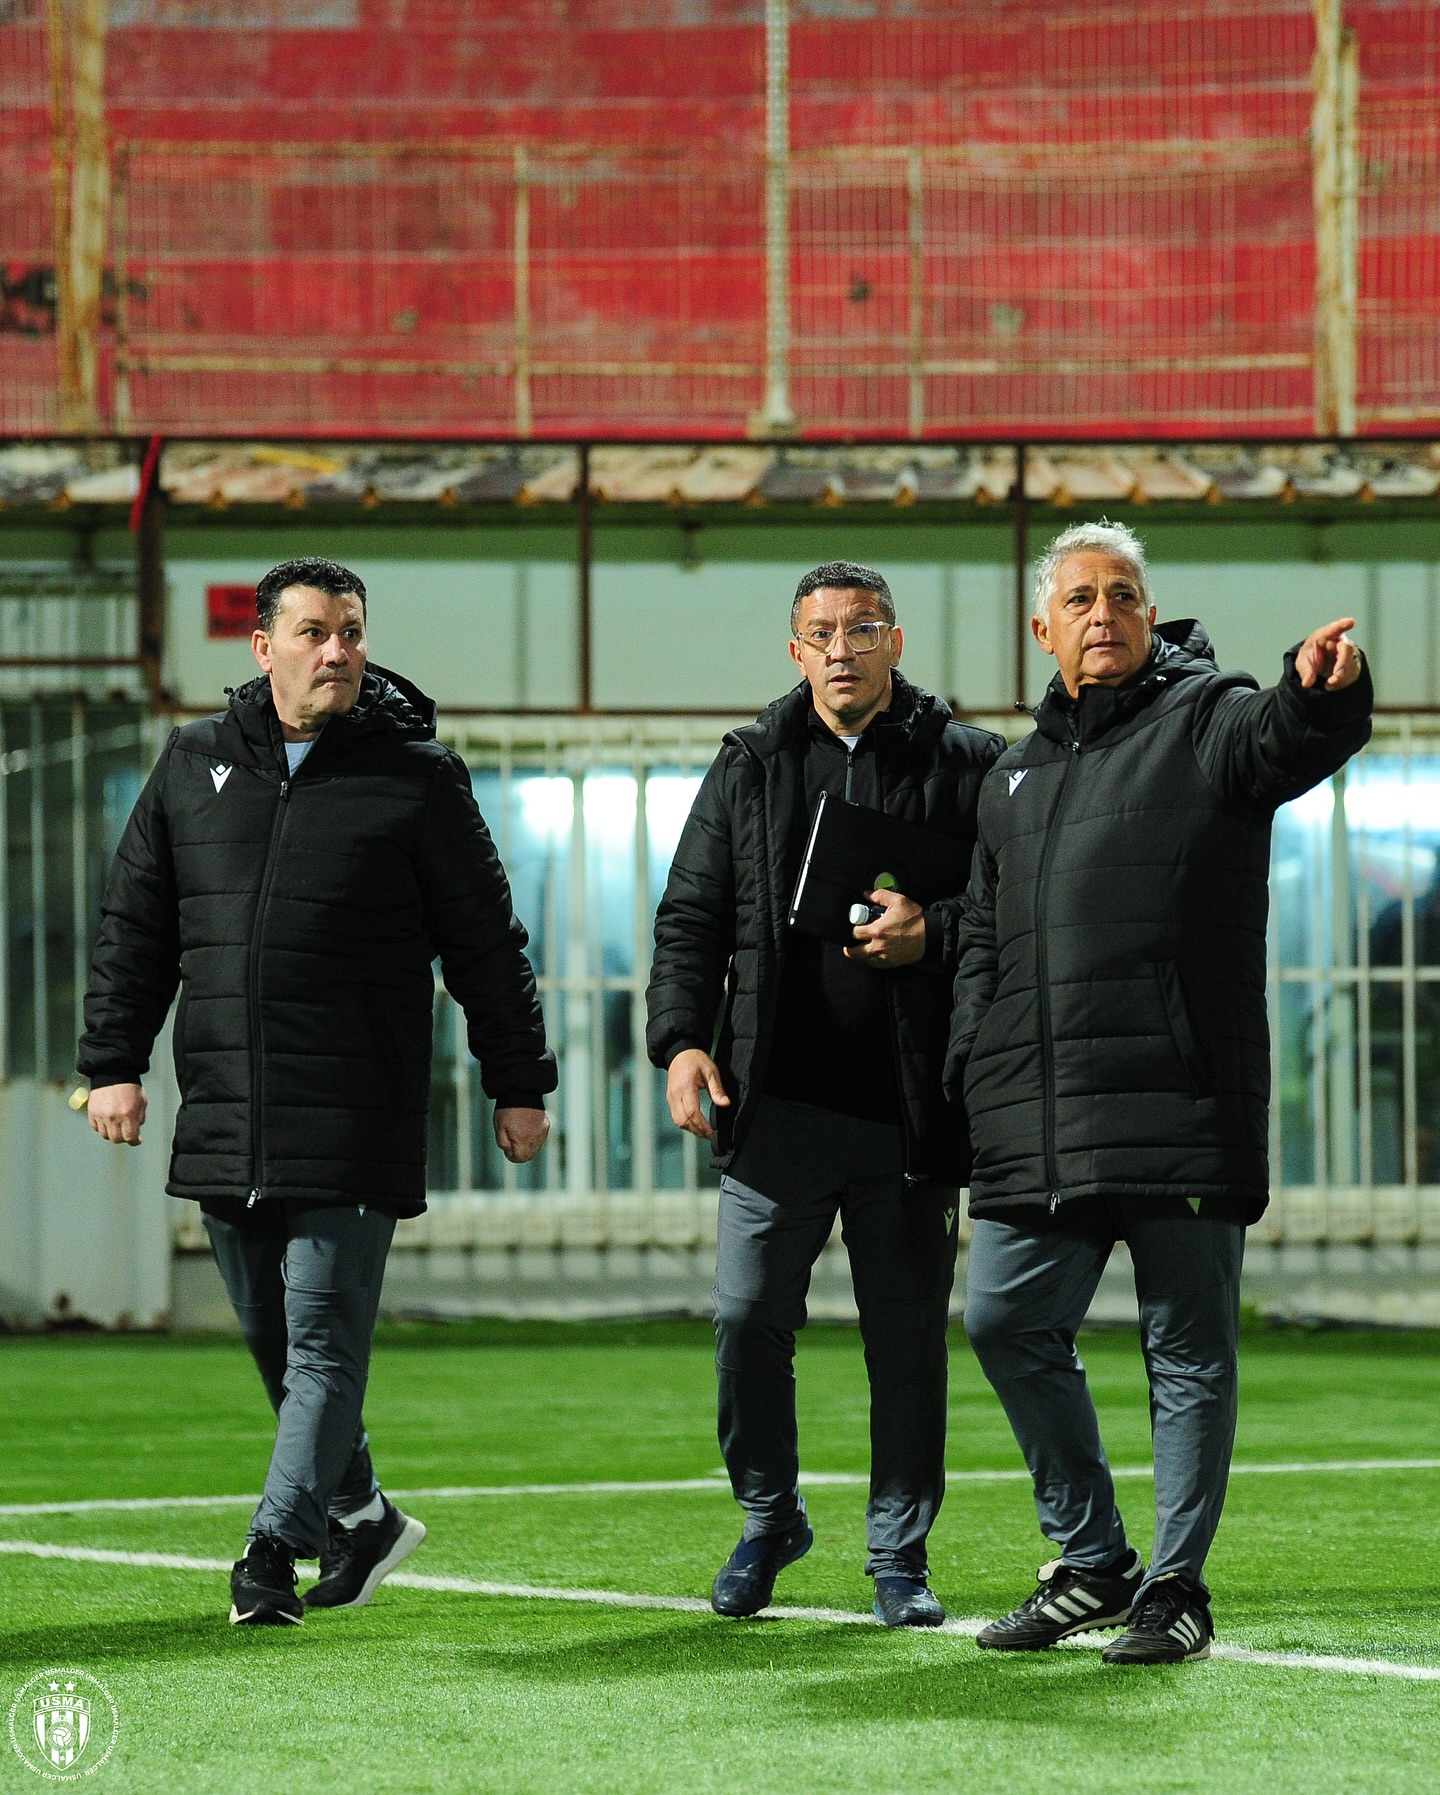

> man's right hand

[
  {"left": 88, "top": 1082, "right": 147, "bottom": 1146},
  {"left": 665, "top": 1049, "right": 730, "bottom": 1141}
]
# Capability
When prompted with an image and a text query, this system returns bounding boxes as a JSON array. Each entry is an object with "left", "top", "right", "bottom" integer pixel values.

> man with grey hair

[
  {"left": 648, "top": 559, "right": 1003, "bottom": 1626},
  {"left": 946, "top": 519, "right": 1371, "bottom": 1664}
]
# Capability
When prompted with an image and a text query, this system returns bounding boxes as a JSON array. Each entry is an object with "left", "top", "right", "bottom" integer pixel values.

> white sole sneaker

[
  {"left": 228, "top": 1602, "right": 304, "bottom": 1626},
  {"left": 343, "top": 1513, "right": 427, "bottom": 1609}
]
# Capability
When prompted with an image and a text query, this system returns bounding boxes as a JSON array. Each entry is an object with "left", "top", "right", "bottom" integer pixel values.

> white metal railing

[{"left": 0, "top": 701, "right": 159, "bottom": 1083}]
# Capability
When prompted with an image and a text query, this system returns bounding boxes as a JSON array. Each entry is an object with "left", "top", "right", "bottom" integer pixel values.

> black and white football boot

[
  {"left": 1101, "top": 1573, "right": 1214, "bottom": 1665},
  {"left": 229, "top": 1535, "right": 304, "bottom": 1627},
  {"left": 975, "top": 1548, "right": 1144, "bottom": 1651},
  {"left": 304, "top": 1497, "right": 427, "bottom": 1610}
]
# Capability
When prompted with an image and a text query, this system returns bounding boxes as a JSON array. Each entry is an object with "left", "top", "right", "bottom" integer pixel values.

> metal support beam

[
  {"left": 1013, "top": 442, "right": 1030, "bottom": 711},
  {"left": 1313, "top": 0, "right": 1359, "bottom": 436},
  {"left": 47, "top": 0, "right": 110, "bottom": 435},
  {"left": 513, "top": 145, "right": 532, "bottom": 438},
  {"left": 136, "top": 465, "right": 165, "bottom": 709},
  {"left": 576, "top": 443, "right": 593, "bottom": 714},
  {"left": 29, "top": 704, "right": 50, "bottom": 1082},
  {"left": 44, "top": 0, "right": 72, "bottom": 429},
  {"left": 906, "top": 147, "right": 924, "bottom": 441},
  {"left": 750, "top": 0, "right": 799, "bottom": 437},
  {"left": 112, "top": 144, "right": 129, "bottom": 433}
]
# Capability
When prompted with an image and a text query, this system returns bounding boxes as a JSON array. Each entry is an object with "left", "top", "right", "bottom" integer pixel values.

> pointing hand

[{"left": 1296, "top": 618, "right": 1363, "bottom": 691}]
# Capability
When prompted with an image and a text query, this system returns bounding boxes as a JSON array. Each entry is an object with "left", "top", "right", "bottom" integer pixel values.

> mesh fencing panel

[
  {"left": 1356, "top": 1, "right": 1440, "bottom": 428},
  {"left": 0, "top": 7, "right": 60, "bottom": 434},
  {"left": 2, "top": 1, "right": 1438, "bottom": 438}
]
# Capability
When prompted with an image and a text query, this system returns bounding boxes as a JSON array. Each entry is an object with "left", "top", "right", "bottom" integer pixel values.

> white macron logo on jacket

[
  {"left": 1007, "top": 769, "right": 1027, "bottom": 795},
  {"left": 210, "top": 764, "right": 233, "bottom": 793}
]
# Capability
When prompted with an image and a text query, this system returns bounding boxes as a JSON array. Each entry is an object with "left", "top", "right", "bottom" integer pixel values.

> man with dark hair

[
  {"left": 81, "top": 558, "right": 555, "bottom": 1627},
  {"left": 253, "top": 555, "right": 365, "bottom": 633},
  {"left": 647, "top": 560, "right": 1003, "bottom": 1625}
]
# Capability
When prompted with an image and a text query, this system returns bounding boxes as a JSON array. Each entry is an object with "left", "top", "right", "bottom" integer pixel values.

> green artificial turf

[{"left": 1, "top": 1321, "right": 1437, "bottom": 1793}]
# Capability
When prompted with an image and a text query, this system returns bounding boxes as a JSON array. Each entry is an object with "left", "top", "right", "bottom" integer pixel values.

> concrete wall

[
  {"left": 0, "top": 1066, "right": 174, "bottom": 1329},
  {"left": 149, "top": 515, "right": 1440, "bottom": 715},
  {"left": 4, "top": 514, "right": 1440, "bottom": 715},
  {"left": 169, "top": 1232, "right": 1440, "bottom": 1332}
]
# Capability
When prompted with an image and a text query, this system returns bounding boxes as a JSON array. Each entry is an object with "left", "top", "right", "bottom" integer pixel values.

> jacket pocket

[
  {"left": 1156, "top": 961, "right": 1214, "bottom": 1098},
  {"left": 373, "top": 1013, "right": 429, "bottom": 1115}
]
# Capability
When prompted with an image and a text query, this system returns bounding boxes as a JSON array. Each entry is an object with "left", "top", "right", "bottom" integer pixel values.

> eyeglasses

[{"left": 793, "top": 621, "right": 891, "bottom": 655}]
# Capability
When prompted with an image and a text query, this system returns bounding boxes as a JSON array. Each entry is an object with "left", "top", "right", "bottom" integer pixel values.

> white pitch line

[
  {"left": 1, "top": 1538, "right": 1437, "bottom": 1684},
  {"left": 4, "top": 1457, "right": 1440, "bottom": 1518}
]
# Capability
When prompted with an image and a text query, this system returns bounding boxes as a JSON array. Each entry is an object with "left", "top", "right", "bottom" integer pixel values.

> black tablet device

[{"left": 787, "top": 792, "right": 972, "bottom": 946}]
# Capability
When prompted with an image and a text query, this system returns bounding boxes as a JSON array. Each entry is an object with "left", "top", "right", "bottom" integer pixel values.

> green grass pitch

[{"left": 1, "top": 1319, "right": 1438, "bottom": 1794}]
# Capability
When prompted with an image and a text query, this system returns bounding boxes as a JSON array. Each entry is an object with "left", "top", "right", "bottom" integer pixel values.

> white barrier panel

[{"left": 0, "top": 1071, "right": 173, "bottom": 1329}]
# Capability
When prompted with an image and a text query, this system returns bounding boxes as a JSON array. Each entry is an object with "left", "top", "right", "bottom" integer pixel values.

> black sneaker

[
  {"left": 1101, "top": 1574, "right": 1214, "bottom": 1665},
  {"left": 976, "top": 1548, "right": 1144, "bottom": 1651},
  {"left": 229, "top": 1536, "right": 304, "bottom": 1627},
  {"left": 710, "top": 1519, "right": 814, "bottom": 1617},
  {"left": 873, "top": 1576, "right": 946, "bottom": 1629},
  {"left": 304, "top": 1497, "right": 427, "bottom": 1610}
]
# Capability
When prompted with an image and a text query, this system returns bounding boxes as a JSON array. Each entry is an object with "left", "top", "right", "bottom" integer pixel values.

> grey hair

[{"left": 1032, "top": 520, "right": 1151, "bottom": 619}]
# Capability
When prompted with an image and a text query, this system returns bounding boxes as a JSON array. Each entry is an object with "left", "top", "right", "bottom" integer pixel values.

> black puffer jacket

[
  {"left": 944, "top": 621, "right": 1373, "bottom": 1220},
  {"left": 646, "top": 673, "right": 1004, "bottom": 1183},
  {"left": 79, "top": 666, "right": 556, "bottom": 1215}
]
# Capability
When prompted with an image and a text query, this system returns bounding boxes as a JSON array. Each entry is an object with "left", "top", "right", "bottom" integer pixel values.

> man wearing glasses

[{"left": 647, "top": 561, "right": 1003, "bottom": 1626}]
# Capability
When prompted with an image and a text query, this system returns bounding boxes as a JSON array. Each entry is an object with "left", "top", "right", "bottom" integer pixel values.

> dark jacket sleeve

[
  {"left": 418, "top": 751, "right": 557, "bottom": 1107},
  {"left": 1192, "top": 648, "right": 1374, "bottom": 812},
  {"left": 78, "top": 737, "right": 182, "bottom": 1088},
  {"left": 943, "top": 823, "right": 999, "bottom": 1104},
  {"left": 646, "top": 749, "right": 737, "bottom": 1070},
  {"left": 923, "top": 728, "right": 1007, "bottom": 971}
]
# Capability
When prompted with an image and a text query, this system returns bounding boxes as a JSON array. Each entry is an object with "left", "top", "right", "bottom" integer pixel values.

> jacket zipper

[
  {"left": 1034, "top": 733, "right": 1080, "bottom": 1210},
  {"left": 727, "top": 741, "right": 780, "bottom": 1163},
  {"left": 247, "top": 776, "right": 290, "bottom": 1203},
  {"left": 854, "top": 738, "right": 919, "bottom": 1183}
]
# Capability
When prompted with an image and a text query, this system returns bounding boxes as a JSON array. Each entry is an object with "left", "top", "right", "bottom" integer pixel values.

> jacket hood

[
  {"left": 227, "top": 662, "right": 438, "bottom": 745},
  {"left": 1034, "top": 617, "right": 1219, "bottom": 745},
  {"left": 1153, "top": 617, "right": 1218, "bottom": 669},
  {"left": 729, "top": 668, "right": 950, "bottom": 761}
]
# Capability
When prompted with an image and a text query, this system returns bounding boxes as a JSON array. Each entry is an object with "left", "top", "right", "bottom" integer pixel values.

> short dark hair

[
  {"left": 791, "top": 560, "right": 895, "bottom": 634},
  {"left": 255, "top": 557, "right": 367, "bottom": 634}
]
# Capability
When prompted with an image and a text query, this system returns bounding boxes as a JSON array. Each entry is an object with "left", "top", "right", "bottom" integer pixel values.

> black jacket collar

[
  {"left": 731, "top": 668, "right": 950, "bottom": 763},
  {"left": 1034, "top": 619, "right": 1217, "bottom": 747},
  {"left": 224, "top": 663, "right": 437, "bottom": 771}
]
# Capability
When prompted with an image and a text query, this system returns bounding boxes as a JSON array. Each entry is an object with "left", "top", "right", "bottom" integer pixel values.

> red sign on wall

[{"left": 207, "top": 585, "right": 255, "bottom": 639}]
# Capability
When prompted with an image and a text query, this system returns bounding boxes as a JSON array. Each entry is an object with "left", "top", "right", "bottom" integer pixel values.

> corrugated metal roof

[{"left": 2, "top": 440, "right": 1438, "bottom": 511}]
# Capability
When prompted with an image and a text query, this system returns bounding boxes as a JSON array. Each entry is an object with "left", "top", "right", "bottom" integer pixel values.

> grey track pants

[
  {"left": 203, "top": 1200, "right": 396, "bottom": 1558},
  {"left": 964, "top": 1195, "right": 1245, "bottom": 1596},
  {"left": 715, "top": 1096, "right": 959, "bottom": 1579}
]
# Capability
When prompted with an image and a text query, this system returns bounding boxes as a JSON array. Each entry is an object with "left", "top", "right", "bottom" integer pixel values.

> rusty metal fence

[{"left": 5, "top": 2, "right": 1440, "bottom": 441}]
